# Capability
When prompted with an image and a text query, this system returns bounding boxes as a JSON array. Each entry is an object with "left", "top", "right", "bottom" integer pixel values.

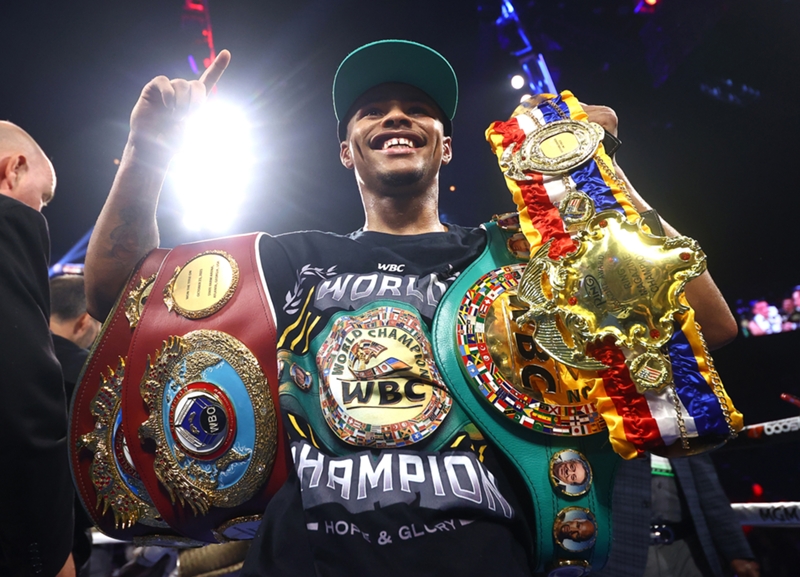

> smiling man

[
  {"left": 86, "top": 40, "right": 535, "bottom": 577},
  {"left": 85, "top": 38, "right": 738, "bottom": 577}
]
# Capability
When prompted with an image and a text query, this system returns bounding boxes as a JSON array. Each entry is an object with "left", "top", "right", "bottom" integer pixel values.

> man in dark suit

[
  {"left": 0, "top": 121, "right": 75, "bottom": 576},
  {"left": 596, "top": 454, "right": 759, "bottom": 577}
]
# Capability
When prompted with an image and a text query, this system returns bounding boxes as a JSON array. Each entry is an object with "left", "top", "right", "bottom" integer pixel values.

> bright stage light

[
  {"left": 169, "top": 100, "right": 255, "bottom": 232},
  {"left": 511, "top": 74, "right": 526, "bottom": 90}
]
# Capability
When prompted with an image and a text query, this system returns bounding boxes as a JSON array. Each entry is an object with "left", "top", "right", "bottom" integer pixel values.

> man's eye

[{"left": 364, "top": 109, "right": 382, "bottom": 117}]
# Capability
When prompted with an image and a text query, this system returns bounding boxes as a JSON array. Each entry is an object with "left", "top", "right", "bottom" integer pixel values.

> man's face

[
  {"left": 340, "top": 83, "right": 452, "bottom": 195},
  {"left": 752, "top": 301, "right": 768, "bottom": 317},
  {"left": 553, "top": 459, "right": 587, "bottom": 486},
  {"left": 558, "top": 519, "right": 595, "bottom": 542},
  {"left": 793, "top": 291, "right": 800, "bottom": 309}
]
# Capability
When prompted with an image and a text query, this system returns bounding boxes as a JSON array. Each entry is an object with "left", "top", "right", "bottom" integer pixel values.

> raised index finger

[{"left": 199, "top": 49, "right": 231, "bottom": 92}]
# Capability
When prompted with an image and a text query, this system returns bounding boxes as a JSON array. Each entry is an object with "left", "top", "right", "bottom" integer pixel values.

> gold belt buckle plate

[
  {"left": 500, "top": 119, "right": 604, "bottom": 180},
  {"left": 517, "top": 210, "right": 707, "bottom": 393}
]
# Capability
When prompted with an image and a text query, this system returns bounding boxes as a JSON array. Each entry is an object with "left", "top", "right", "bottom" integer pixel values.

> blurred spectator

[
  {"left": 49, "top": 274, "right": 101, "bottom": 576},
  {"left": 780, "top": 298, "right": 797, "bottom": 332},
  {"left": 49, "top": 274, "right": 101, "bottom": 394},
  {"left": 783, "top": 289, "right": 800, "bottom": 332},
  {"left": 747, "top": 300, "right": 782, "bottom": 336}
]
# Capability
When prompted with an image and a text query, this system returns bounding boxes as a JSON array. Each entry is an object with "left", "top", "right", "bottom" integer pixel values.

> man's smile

[{"left": 370, "top": 131, "right": 424, "bottom": 153}]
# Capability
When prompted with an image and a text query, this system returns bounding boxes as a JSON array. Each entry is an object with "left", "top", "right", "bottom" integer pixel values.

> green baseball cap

[{"left": 333, "top": 39, "right": 458, "bottom": 141}]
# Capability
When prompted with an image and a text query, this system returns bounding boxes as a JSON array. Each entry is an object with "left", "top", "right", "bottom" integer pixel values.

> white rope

[{"left": 732, "top": 502, "right": 800, "bottom": 526}]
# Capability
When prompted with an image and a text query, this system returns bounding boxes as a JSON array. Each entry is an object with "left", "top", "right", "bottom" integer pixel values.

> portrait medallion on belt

[
  {"left": 316, "top": 305, "right": 451, "bottom": 448},
  {"left": 549, "top": 449, "right": 593, "bottom": 497},
  {"left": 553, "top": 507, "right": 597, "bottom": 553}
]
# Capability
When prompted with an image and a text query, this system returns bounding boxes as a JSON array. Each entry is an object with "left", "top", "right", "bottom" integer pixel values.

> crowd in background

[{"left": 737, "top": 287, "right": 800, "bottom": 337}]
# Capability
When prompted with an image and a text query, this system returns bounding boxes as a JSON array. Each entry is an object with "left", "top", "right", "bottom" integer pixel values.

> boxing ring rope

[
  {"left": 731, "top": 503, "right": 800, "bottom": 527},
  {"left": 720, "top": 415, "right": 800, "bottom": 451},
  {"left": 718, "top": 412, "right": 800, "bottom": 526}
]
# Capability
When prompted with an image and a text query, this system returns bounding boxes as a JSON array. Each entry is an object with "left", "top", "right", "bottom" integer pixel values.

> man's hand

[
  {"left": 128, "top": 50, "right": 231, "bottom": 161},
  {"left": 730, "top": 558, "right": 760, "bottom": 577},
  {"left": 579, "top": 100, "right": 738, "bottom": 348},
  {"left": 55, "top": 553, "right": 76, "bottom": 577},
  {"left": 582, "top": 103, "right": 618, "bottom": 137},
  {"left": 85, "top": 50, "right": 231, "bottom": 320}
]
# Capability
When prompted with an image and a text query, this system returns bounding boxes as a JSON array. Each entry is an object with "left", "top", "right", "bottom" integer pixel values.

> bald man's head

[{"left": 0, "top": 121, "right": 55, "bottom": 211}]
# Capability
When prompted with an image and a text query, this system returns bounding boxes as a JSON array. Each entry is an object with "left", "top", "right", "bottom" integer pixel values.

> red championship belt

[
  {"left": 121, "top": 233, "right": 287, "bottom": 543},
  {"left": 70, "top": 248, "right": 175, "bottom": 541}
]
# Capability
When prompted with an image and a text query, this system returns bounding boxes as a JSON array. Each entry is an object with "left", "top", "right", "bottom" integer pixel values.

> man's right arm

[{"left": 85, "top": 51, "right": 231, "bottom": 320}]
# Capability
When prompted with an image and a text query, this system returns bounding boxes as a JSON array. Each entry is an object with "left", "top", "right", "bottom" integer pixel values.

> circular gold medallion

[
  {"left": 500, "top": 119, "right": 604, "bottom": 180},
  {"left": 553, "top": 507, "right": 597, "bottom": 552},
  {"left": 549, "top": 449, "right": 593, "bottom": 497},
  {"left": 164, "top": 251, "right": 239, "bottom": 319},
  {"left": 628, "top": 351, "right": 673, "bottom": 394},
  {"left": 316, "top": 306, "right": 451, "bottom": 448},
  {"left": 457, "top": 264, "right": 606, "bottom": 436}
]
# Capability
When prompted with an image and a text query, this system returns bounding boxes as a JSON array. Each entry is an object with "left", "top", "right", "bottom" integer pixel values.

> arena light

[
  {"left": 634, "top": 0, "right": 659, "bottom": 13},
  {"left": 169, "top": 100, "right": 255, "bottom": 232},
  {"left": 510, "top": 74, "right": 526, "bottom": 90}
]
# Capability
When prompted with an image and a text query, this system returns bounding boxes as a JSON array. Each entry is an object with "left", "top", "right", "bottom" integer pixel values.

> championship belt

[
  {"left": 277, "top": 300, "right": 474, "bottom": 457},
  {"left": 485, "top": 92, "right": 742, "bottom": 458},
  {"left": 433, "top": 92, "right": 743, "bottom": 575},
  {"left": 70, "top": 248, "right": 183, "bottom": 542},
  {"left": 71, "top": 234, "right": 288, "bottom": 544},
  {"left": 434, "top": 221, "right": 617, "bottom": 575}
]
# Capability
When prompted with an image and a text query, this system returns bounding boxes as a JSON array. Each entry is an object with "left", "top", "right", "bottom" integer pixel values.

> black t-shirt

[{"left": 241, "top": 225, "right": 533, "bottom": 577}]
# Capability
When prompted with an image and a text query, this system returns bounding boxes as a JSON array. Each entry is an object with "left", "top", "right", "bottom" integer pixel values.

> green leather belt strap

[
  {"left": 432, "top": 221, "right": 620, "bottom": 574},
  {"left": 278, "top": 299, "right": 473, "bottom": 457}
]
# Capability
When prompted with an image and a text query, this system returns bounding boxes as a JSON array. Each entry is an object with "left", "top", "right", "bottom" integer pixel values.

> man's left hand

[{"left": 730, "top": 558, "right": 760, "bottom": 577}]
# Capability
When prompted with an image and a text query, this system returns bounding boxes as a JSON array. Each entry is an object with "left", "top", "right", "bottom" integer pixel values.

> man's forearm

[
  {"left": 613, "top": 162, "right": 738, "bottom": 350},
  {"left": 85, "top": 139, "right": 167, "bottom": 320}
]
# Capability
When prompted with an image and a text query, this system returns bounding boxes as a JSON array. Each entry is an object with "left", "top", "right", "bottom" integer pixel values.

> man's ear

[
  {"left": 0, "top": 154, "right": 28, "bottom": 192},
  {"left": 73, "top": 312, "right": 100, "bottom": 348},
  {"left": 71, "top": 312, "right": 89, "bottom": 339},
  {"left": 340, "top": 140, "right": 354, "bottom": 170},
  {"left": 441, "top": 136, "right": 453, "bottom": 166}
]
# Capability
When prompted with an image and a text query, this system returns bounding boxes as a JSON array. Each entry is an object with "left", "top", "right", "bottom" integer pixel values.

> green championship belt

[
  {"left": 433, "top": 219, "right": 619, "bottom": 576},
  {"left": 278, "top": 299, "right": 474, "bottom": 456}
]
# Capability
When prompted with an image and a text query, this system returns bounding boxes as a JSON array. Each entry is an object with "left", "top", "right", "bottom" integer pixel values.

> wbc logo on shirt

[{"left": 316, "top": 305, "right": 451, "bottom": 449}]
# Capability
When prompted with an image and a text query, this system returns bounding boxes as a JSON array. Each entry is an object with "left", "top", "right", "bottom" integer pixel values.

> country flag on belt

[{"left": 636, "top": 365, "right": 663, "bottom": 384}]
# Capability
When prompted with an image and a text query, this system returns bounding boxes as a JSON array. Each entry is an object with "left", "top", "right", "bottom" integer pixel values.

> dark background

[{"left": 3, "top": 0, "right": 799, "bottom": 560}]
